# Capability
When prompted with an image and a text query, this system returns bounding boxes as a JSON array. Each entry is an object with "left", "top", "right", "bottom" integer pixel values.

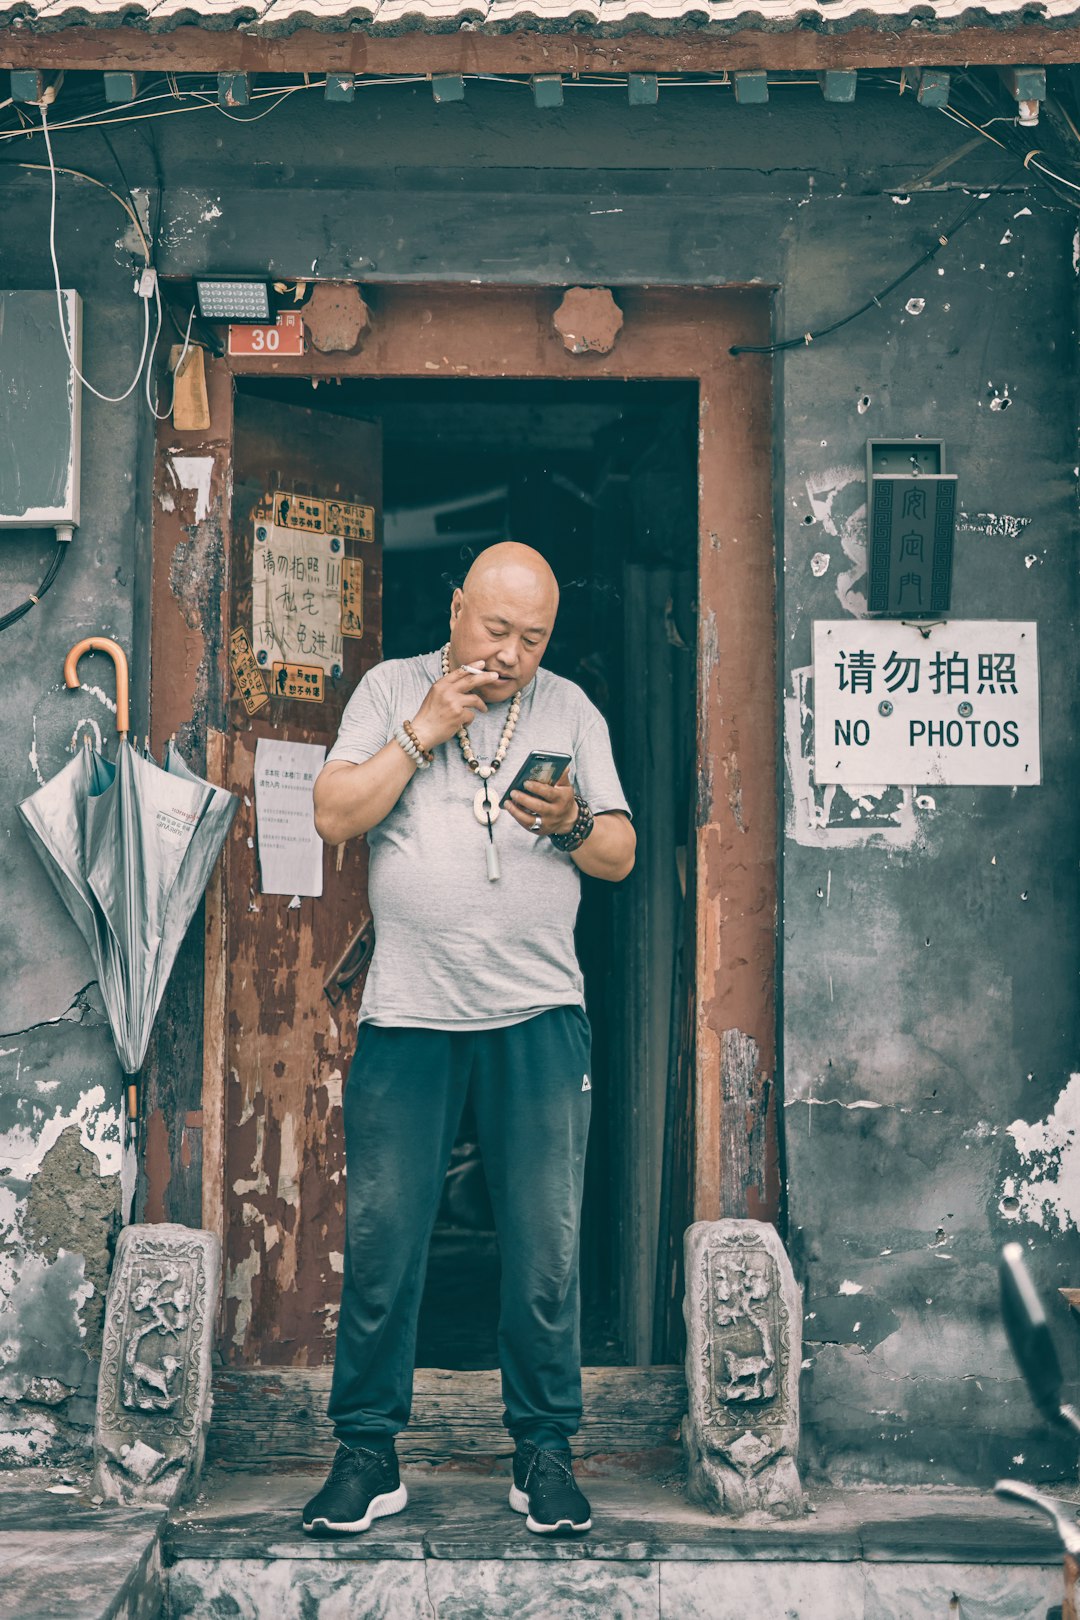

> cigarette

[{"left": 461, "top": 663, "right": 501, "bottom": 677}]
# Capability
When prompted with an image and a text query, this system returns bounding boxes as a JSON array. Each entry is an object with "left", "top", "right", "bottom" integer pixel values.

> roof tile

[{"left": 0, "top": 0, "right": 1071, "bottom": 34}]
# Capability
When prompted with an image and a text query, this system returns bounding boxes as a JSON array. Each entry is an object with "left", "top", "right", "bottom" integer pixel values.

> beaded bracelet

[
  {"left": 395, "top": 724, "right": 431, "bottom": 770},
  {"left": 401, "top": 718, "right": 434, "bottom": 766},
  {"left": 550, "top": 792, "right": 595, "bottom": 853}
]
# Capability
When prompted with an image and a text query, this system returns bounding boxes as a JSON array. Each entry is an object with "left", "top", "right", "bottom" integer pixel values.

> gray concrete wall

[
  {"left": 0, "top": 77, "right": 1077, "bottom": 1479},
  {"left": 0, "top": 211, "right": 153, "bottom": 1458}
]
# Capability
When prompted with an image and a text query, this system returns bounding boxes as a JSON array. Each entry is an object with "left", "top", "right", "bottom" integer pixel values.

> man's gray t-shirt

[{"left": 325, "top": 651, "right": 631, "bottom": 1029}]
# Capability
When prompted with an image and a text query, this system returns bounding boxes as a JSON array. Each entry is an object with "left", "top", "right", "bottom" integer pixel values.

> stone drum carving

[
  {"left": 94, "top": 1223, "right": 220, "bottom": 1506},
  {"left": 683, "top": 1220, "right": 803, "bottom": 1517}
]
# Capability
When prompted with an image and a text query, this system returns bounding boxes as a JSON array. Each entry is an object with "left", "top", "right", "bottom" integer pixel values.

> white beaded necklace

[{"left": 441, "top": 644, "right": 522, "bottom": 881}]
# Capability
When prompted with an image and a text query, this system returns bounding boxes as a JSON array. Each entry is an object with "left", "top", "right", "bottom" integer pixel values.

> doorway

[
  {"left": 232, "top": 373, "right": 699, "bottom": 1369},
  {"left": 152, "top": 285, "right": 778, "bottom": 1418}
]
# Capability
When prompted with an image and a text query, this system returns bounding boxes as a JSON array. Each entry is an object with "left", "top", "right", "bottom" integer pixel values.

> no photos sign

[{"left": 813, "top": 621, "right": 1041, "bottom": 787}]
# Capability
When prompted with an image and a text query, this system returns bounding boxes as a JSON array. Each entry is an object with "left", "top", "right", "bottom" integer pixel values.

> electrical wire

[
  {"left": 0, "top": 74, "right": 432, "bottom": 144},
  {"left": 730, "top": 184, "right": 1004, "bottom": 356},
  {"left": 146, "top": 299, "right": 195, "bottom": 422},
  {"left": 41, "top": 102, "right": 154, "bottom": 402},
  {"left": 14, "top": 159, "right": 151, "bottom": 256},
  {"left": 879, "top": 72, "right": 1080, "bottom": 212},
  {"left": 186, "top": 84, "right": 314, "bottom": 123},
  {"left": 0, "top": 542, "right": 69, "bottom": 634},
  {"left": 144, "top": 276, "right": 167, "bottom": 420}
]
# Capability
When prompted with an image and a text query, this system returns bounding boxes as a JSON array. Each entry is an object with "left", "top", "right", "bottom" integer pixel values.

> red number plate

[{"left": 228, "top": 311, "right": 305, "bottom": 357}]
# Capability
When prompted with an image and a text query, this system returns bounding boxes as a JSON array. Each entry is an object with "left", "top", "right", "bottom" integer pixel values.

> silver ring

[{"left": 531, "top": 815, "right": 543, "bottom": 834}]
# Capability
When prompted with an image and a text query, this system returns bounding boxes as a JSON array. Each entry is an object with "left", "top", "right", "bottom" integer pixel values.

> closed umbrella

[{"left": 19, "top": 637, "right": 238, "bottom": 1120}]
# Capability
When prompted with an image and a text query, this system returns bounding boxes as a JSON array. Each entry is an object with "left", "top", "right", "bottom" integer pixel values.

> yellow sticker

[
  {"left": 324, "top": 499, "right": 375, "bottom": 543},
  {"left": 341, "top": 558, "right": 364, "bottom": 639},
  {"left": 229, "top": 627, "right": 269, "bottom": 714},
  {"left": 274, "top": 491, "right": 324, "bottom": 533},
  {"left": 271, "top": 661, "right": 325, "bottom": 702}
]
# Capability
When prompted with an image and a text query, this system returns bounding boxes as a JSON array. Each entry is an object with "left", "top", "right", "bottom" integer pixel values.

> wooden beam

[
  {"left": 1002, "top": 64, "right": 1047, "bottom": 101},
  {"left": 103, "top": 69, "right": 141, "bottom": 102},
  {"left": 916, "top": 68, "right": 951, "bottom": 108},
  {"left": 733, "top": 70, "right": 769, "bottom": 104},
  {"left": 9, "top": 68, "right": 44, "bottom": 102},
  {"left": 628, "top": 72, "right": 658, "bottom": 105},
  {"left": 531, "top": 72, "right": 563, "bottom": 108},
  {"left": 1000, "top": 64, "right": 1046, "bottom": 126},
  {"left": 218, "top": 71, "right": 248, "bottom": 106},
  {"left": 2, "top": 25, "right": 1078, "bottom": 75},
  {"left": 819, "top": 69, "right": 857, "bottom": 103},
  {"left": 431, "top": 72, "right": 465, "bottom": 102},
  {"left": 208, "top": 1365, "right": 688, "bottom": 1464}
]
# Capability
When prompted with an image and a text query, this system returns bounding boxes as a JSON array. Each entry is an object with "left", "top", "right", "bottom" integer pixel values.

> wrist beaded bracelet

[
  {"left": 402, "top": 718, "right": 434, "bottom": 766},
  {"left": 550, "top": 791, "right": 595, "bottom": 853},
  {"left": 395, "top": 723, "right": 431, "bottom": 770}
]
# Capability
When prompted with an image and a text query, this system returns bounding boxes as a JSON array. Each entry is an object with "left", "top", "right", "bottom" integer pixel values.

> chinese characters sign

[
  {"left": 252, "top": 517, "right": 343, "bottom": 677},
  {"left": 229, "top": 627, "right": 269, "bottom": 715},
  {"left": 341, "top": 559, "right": 364, "bottom": 638},
  {"left": 251, "top": 488, "right": 374, "bottom": 686},
  {"left": 273, "top": 490, "right": 374, "bottom": 542},
  {"left": 868, "top": 475, "right": 957, "bottom": 616},
  {"left": 271, "top": 661, "right": 324, "bottom": 702},
  {"left": 813, "top": 621, "right": 1040, "bottom": 787}
]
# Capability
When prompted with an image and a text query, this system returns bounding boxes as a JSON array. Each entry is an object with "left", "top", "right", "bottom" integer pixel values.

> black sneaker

[
  {"left": 302, "top": 1443, "right": 407, "bottom": 1535},
  {"left": 509, "top": 1442, "right": 592, "bottom": 1534}
]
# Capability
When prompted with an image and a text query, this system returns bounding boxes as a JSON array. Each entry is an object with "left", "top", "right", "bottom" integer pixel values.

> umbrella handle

[{"left": 63, "top": 637, "right": 130, "bottom": 739}]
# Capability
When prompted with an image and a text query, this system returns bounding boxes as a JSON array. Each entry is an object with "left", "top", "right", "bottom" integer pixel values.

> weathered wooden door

[{"left": 222, "top": 392, "right": 382, "bottom": 1366}]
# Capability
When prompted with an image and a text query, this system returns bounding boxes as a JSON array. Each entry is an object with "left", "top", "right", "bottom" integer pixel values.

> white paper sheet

[
  {"left": 251, "top": 519, "right": 343, "bottom": 677},
  {"left": 254, "top": 738, "right": 326, "bottom": 897}
]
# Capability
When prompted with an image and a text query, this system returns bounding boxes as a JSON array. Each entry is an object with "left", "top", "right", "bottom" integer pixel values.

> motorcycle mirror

[{"left": 1000, "top": 1242, "right": 1066, "bottom": 1426}]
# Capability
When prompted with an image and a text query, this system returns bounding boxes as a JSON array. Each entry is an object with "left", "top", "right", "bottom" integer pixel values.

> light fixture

[{"left": 194, "top": 279, "right": 270, "bottom": 322}]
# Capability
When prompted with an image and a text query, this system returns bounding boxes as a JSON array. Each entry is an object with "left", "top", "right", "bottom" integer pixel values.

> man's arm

[
  {"left": 313, "top": 747, "right": 417, "bottom": 845},
  {"left": 505, "top": 773, "right": 636, "bottom": 883},
  {"left": 313, "top": 665, "right": 502, "bottom": 845},
  {"left": 569, "top": 811, "right": 635, "bottom": 883}
]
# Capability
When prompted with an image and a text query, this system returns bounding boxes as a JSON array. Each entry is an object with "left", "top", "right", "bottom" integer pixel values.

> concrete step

[
  {"left": 0, "top": 1481, "right": 164, "bottom": 1620},
  {"left": 163, "top": 1468, "right": 1070, "bottom": 1619}
]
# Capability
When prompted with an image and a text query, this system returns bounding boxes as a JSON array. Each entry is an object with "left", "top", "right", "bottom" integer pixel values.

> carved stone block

[
  {"left": 303, "top": 283, "right": 373, "bottom": 353},
  {"left": 683, "top": 1219, "right": 804, "bottom": 1518},
  {"left": 552, "top": 287, "right": 624, "bottom": 355},
  {"left": 93, "top": 1223, "right": 220, "bottom": 1507}
]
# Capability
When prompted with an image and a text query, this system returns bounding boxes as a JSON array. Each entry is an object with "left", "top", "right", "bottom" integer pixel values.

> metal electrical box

[
  {"left": 0, "top": 290, "right": 82, "bottom": 529},
  {"left": 866, "top": 437, "right": 957, "bottom": 617}
]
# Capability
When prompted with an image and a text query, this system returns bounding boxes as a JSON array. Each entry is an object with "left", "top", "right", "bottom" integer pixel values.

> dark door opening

[{"left": 236, "top": 374, "right": 698, "bottom": 1368}]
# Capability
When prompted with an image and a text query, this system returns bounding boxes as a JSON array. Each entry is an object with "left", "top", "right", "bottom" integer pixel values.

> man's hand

[
  {"left": 505, "top": 768, "right": 577, "bottom": 837},
  {"left": 410, "top": 666, "right": 503, "bottom": 754}
]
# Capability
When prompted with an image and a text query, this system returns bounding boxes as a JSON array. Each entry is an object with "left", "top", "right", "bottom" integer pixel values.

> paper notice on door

[
  {"left": 254, "top": 738, "right": 326, "bottom": 898},
  {"left": 252, "top": 513, "right": 343, "bottom": 678}
]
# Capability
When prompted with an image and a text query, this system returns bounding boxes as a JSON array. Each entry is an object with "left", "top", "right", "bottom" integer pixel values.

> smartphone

[{"left": 500, "top": 751, "right": 572, "bottom": 807}]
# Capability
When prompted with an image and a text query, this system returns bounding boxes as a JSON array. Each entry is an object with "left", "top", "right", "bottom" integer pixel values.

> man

[{"left": 304, "top": 541, "right": 635, "bottom": 1539}]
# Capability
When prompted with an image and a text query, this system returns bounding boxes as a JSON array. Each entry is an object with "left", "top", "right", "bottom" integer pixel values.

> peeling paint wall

[
  {"left": 779, "top": 181, "right": 1080, "bottom": 1486},
  {"left": 0, "top": 210, "right": 148, "bottom": 1459},
  {"left": 1, "top": 81, "right": 1077, "bottom": 1480}
]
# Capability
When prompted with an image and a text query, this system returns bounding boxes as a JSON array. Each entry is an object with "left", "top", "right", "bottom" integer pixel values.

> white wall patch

[{"left": 1005, "top": 1075, "right": 1080, "bottom": 1232}]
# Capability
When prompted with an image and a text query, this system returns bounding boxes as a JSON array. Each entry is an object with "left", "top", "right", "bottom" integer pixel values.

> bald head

[
  {"left": 462, "top": 543, "right": 559, "bottom": 614},
  {"left": 449, "top": 543, "right": 559, "bottom": 700}
]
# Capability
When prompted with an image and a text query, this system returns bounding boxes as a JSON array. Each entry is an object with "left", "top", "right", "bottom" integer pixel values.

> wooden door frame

[{"left": 149, "top": 281, "right": 778, "bottom": 1303}]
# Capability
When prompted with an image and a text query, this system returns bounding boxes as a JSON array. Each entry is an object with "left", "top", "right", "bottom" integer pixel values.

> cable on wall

[
  {"left": 729, "top": 184, "right": 1004, "bottom": 357},
  {"left": 40, "top": 100, "right": 156, "bottom": 404},
  {"left": 0, "top": 542, "right": 69, "bottom": 635}
]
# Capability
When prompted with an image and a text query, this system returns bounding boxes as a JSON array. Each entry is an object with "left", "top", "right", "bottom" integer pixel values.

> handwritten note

[{"left": 253, "top": 738, "right": 326, "bottom": 898}]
